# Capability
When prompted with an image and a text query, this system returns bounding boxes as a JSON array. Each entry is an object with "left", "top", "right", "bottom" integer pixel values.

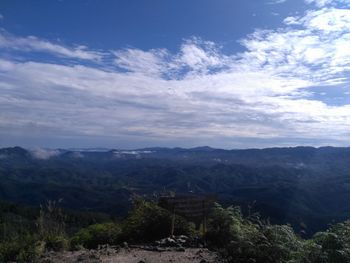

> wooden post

[
  {"left": 171, "top": 206, "right": 175, "bottom": 237},
  {"left": 202, "top": 200, "right": 207, "bottom": 246},
  {"left": 202, "top": 200, "right": 206, "bottom": 236}
]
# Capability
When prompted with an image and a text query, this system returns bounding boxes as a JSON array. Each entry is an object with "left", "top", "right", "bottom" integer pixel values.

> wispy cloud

[
  {"left": 113, "top": 48, "right": 169, "bottom": 76},
  {"left": 30, "top": 148, "right": 60, "bottom": 159},
  {"left": 0, "top": 30, "right": 103, "bottom": 61},
  {"left": 1, "top": 3, "right": 350, "bottom": 148},
  {"left": 267, "top": 0, "right": 287, "bottom": 4},
  {"left": 305, "top": 0, "right": 350, "bottom": 7},
  {"left": 113, "top": 38, "right": 228, "bottom": 77},
  {"left": 305, "top": 0, "right": 333, "bottom": 7}
]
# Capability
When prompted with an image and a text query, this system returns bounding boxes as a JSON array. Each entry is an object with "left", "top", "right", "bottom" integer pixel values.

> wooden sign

[
  {"left": 159, "top": 194, "right": 216, "bottom": 236},
  {"left": 159, "top": 194, "right": 215, "bottom": 219}
]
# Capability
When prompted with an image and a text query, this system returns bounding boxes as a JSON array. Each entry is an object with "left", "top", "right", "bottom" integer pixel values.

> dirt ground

[{"left": 38, "top": 247, "right": 223, "bottom": 263}]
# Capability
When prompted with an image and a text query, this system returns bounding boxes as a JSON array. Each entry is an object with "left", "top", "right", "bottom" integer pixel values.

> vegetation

[
  {"left": 206, "top": 204, "right": 350, "bottom": 263},
  {"left": 71, "top": 222, "right": 121, "bottom": 249},
  {"left": 0, "top": 200, "right": 110, "bottom": 262},
  {"left": 3, "top": 146, "right": 350, "bottom": 236},
  {"left": 3, "top": 146, "right": 350, "bottom": 261},
  {"left": 122, "top": 197, "right": 195, "bottom": 242},
  {"left": 2, "top": 198, "right": 350, "bottom": 262}
]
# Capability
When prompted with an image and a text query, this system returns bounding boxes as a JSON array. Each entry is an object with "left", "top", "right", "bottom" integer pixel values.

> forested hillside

[{"left": 1, "top": 146, "right": 350, "bottom": 235}]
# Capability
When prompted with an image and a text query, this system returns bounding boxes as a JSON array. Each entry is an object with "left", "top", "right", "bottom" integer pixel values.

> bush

[
  {"left": 256, "top": 225, "right": 302, "bottom": 263},
  {"left": 308, "top": 221, "right": 350, "bottom": 263},
  {"left": 206, "top": 203, "right": 248, "bottom": 247},
  {"left": 206, "top": 203, "right": 303, "bottom": 263},
  {"left": 0, "top": 235, "right": 38, "bottom": 263},
  {"left": 34, "top": 200, "right": 70, "bottom": 253},
  {"left": 44, "top": 234, "right": 69, "bottom": 251},
  {"left": 0, "top": 241, "right": 22, "bottom": 262},
  {"left": 71, "top": 222, "right": 122, "bottom": 249},
  {"left": 122, "top": 198, "right": 195, "bottom": 243}
]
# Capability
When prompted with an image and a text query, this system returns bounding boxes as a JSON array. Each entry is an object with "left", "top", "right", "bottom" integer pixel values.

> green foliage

[
  {"left": 0, "top": 241, "right": 24, "bottom": 262},
  {"left": 257, "top": 225, "right": 302, "bottom": 262},
  {"left": 206, "top": 205, "right": 350, "bottom": 263},
  {"left": 122, "top": 198, "right": 195, "bottom": 242},
  {"left": 71, "top": 222, "right": 122, "bottom": 249},
  {"left": 207, "top": 203, "right": 303, "bottom": 263},
  {"left": 308, "top": 221, "right": 350, "bottom": 263},
  {"left": 37, "top": 200, "right": 69, "bottom": 251},
  {"left": 0, "top": 235, "right": 38, "bottom": 263},
  {"left": 0, "top": 199, "right": 114, "bottom": 261},
  {"left": 206, "top": 203, "right": 249, "bottom": 247},
  {"left": 5, "top": 197, "right": 350, "bottom": 263}
]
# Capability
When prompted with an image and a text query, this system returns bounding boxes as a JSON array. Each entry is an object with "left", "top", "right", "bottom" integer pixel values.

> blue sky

[{"left": 1, "top": 0, "right": 350, "bottom": 149}]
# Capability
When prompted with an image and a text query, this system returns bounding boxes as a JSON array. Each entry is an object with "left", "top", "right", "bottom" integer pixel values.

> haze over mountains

[{"left": 1, "top": 145, "right": 350, "bottom": 236}]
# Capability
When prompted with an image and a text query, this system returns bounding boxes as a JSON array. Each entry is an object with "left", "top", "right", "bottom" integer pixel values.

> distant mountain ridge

[
  {"left": 4, "top": 144, "right": 349, "bottom": 158},
  {"left": 1, "top": 145, "right": 350, "bottom": 236}
]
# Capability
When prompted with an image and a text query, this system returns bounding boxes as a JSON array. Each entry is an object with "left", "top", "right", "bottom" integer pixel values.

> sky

[{"left": 1, "top": 0, "right": 350, "bottom": 149}]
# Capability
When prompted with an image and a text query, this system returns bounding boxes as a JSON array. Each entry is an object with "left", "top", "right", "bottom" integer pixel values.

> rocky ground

[
  {"left": 38, "top": 236, "right": 223, "bottom": 263},
  {"left": 39, "top": 247, "right": 221, "bottom": 263}
]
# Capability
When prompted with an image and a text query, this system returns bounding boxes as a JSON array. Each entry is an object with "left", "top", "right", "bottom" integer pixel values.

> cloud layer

[{"left": 1, "top": 2, "right": 350, "bottom": 148}]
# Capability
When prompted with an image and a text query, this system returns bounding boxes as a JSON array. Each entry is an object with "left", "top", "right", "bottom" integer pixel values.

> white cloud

[
  {"left": 301, "top": 8, "right": 350, "bottom": 32},
  {"left": 243, "top": 8, "right": 350, "bottom": 81},
  {"left": 30, "top": 148, "right": 60, "bottom": 159},
  {"left": 113, "top": 48, "right": 169, "bottom": 76},
  {"left": 284, "top": 16, "right": 301, "bottom": 25},
  {"left": 174, "top": 38, "right": 226, "bottom": 73},
  {"left": 267, "top": 0, "right": 287, "bottom": 4},
  {"left": 113, "top": 38, "right": 228, "bottom": 76},
  {"left": 2, "top": 6, "right": 350, "bottom": 148},
  {"left": 305, "top": 0, "right": 350, "bottom": 7},
  {"left": 0, "top": 31, "right": 103, "bottom": 61},
  {"left": 305, "top": 0, "right": 333, "bottom": 7}
]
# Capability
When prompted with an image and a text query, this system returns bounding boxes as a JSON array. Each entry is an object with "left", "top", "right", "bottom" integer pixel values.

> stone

[{"left": 175, "top": 247, "right": 185, "bottom": 252}]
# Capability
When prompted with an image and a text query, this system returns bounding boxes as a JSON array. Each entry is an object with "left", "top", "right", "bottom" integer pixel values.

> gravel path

[{"left": 39, "top": 247, "right": 222, "bottom": 263}]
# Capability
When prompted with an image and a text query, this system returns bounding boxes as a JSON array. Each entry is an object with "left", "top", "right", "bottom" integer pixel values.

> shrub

[
  {"left": 0, "top": 241, "right": 22, "bottom": 262},
  {"left": 71, "top": 222, "right": 122, "bottom": 249},
  {"left": 37, "top": 200, "right": 69, "bottom": 252},
  {"left": 0, "top": 235, "right": 38, "bottom": 263},
  {"left": 206, "top": 203, "right": 248, "bottom": 247},
  {"left": 206, "top": 203, "right": 303, "bottom": 263},
  {"left": 256, "top": 224, "right": 302, "bottom": 263},
  {"left": 308, "top": 221, "right": 350, "bottom": 263},
  {"left": 122, "top": 198, "right": 195, "bottom": 243},
  {"left": 44, "top": 234, "right": 69, "bottom": 251}
]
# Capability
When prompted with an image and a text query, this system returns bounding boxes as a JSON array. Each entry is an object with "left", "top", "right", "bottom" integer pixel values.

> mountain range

[{"left": 1, "top": 145, "right": 350, "bottom": 236}]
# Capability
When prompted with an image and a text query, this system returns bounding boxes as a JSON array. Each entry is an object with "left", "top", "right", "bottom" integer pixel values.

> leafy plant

[
  {"left": 122, "top": 198, "right": 195, "bottom": 242},
  {"left": 71, "top": 222, "right": 122, "bottom": 249},
  {"left": 37, "top": 200, "right": 69, "bottom": 251}
]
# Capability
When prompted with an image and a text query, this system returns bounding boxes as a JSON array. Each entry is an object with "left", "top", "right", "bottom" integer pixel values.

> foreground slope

[{"left": 38, "top": 247, "right": 221, "bottom": 263}]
